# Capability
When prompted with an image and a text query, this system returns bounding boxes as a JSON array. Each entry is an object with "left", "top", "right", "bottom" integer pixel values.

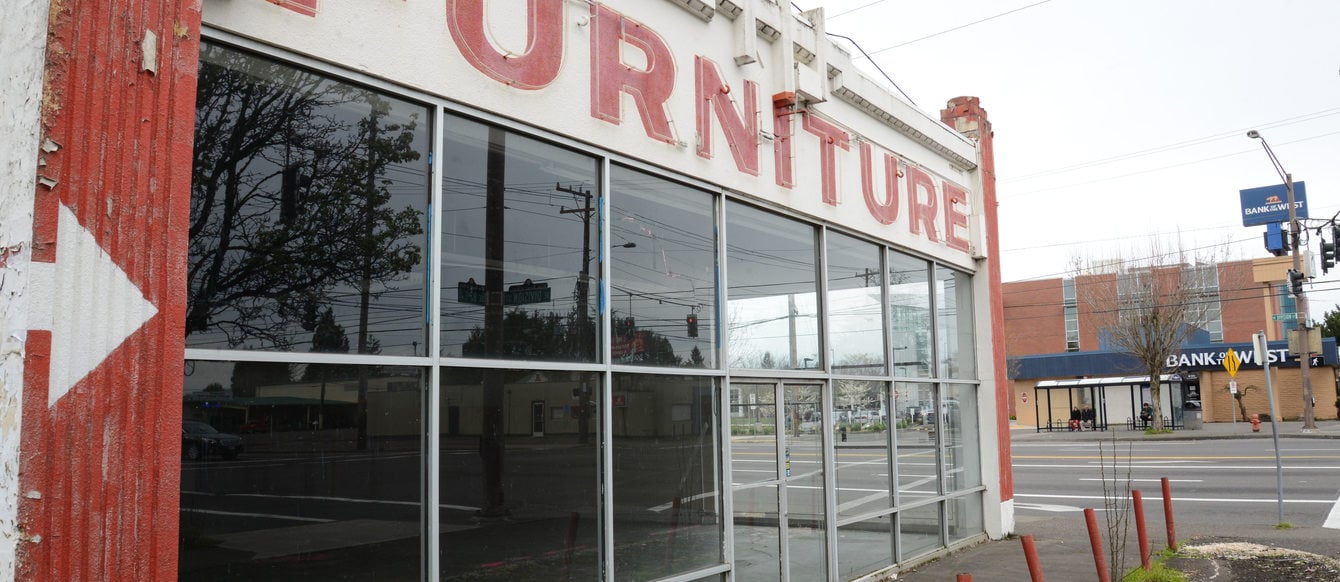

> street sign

[
  {"left": 1223, "top": 348, "right": 1241, "bottom": 377},
  {"left": 1229, "top": 380, "right": 1238, "bottom": 395},
  {"left": 1271, "top": 312, "right": 1297, "bottom": 321}
]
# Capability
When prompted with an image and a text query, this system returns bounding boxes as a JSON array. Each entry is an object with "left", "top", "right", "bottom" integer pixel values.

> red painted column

[
  {"left": 18, "top": 1, "right": 201, "bottom": 580},
  {"left": 941, "top": 97, "right": 1012, "bottom": 503}
]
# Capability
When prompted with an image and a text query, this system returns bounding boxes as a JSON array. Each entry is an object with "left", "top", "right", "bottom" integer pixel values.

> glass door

[{"left": 729, "top": 381, "right": 828, "bottom": 581}]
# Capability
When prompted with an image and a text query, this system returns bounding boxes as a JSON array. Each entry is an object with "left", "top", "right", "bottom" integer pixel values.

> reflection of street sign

[
  {"left": 1271, "top": 312, "right": 1297, "bottom": 321},
  {"left": 505, "top": 281, "right": 551, "bottom": 305},
  {"left": 1229, "top": 380, "right": 1238, "bottom": 395},
  {"left": 457, "top": 279, "right": 551, "bottom": 305},
  {"left": 1021, "top": 391, "right": 1028, "bottom": 404},
  {"left": 1223, "top": 348, "right": 1241, "bottom": 377}
]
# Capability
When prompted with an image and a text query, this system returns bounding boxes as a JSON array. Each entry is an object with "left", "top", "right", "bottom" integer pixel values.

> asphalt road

[{"left": 1012, "top": 437, "right": 1340, "bottom": 528}]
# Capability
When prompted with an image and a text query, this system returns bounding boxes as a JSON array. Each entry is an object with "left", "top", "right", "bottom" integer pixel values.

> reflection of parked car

[
  {"left": 236, "top": 420, "right": 269, "bottom": 434},
  {"left": 182, "top": 421, "right": 243, "bottom": 460}
]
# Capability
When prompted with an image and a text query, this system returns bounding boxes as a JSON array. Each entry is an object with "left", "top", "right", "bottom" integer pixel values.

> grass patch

[
  {"left": 1143, "top": 427, "right": 1174, "bottom": 435},
  {"left": 1122, "top": 561, "right": 1187, "bottom": 582},
  {"left": 1274, "top": 522, "right": 1294, "bottom": 530},
  {"left": 1122, "top": 548, "right": 1188, "bottom": 582}
]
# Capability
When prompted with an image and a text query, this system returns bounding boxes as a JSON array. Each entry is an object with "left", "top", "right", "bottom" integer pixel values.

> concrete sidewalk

[{"left": 896, "top": 420, "right": 1340, "bottom": 581}]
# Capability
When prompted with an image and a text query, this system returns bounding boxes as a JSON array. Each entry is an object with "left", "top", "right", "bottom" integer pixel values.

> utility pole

[{"left": 1248, "top": 130, "right": 1316, "bottom": 430}]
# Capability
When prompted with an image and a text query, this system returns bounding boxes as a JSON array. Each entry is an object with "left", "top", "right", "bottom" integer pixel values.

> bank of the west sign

[{"left": 1240, "top": 181, "right": 1307, "bottom": 226}]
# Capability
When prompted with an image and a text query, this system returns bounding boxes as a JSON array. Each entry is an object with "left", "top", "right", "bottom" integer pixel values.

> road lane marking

[
  {"left": 1017, "top": 493, "right": 1335, "bottom": 504},
  {"left": 180, "top": 508, "right": 334, "bottom": 523},
  {"left": 1016, "top": 454, "right": 1340, "bottom": 460},
  {"left": 1078, "top": 478, "right": 1202, "bottom": 483},
  {"left": 1015, "top": 502, "right": 1083, "bottom": 513},
  {"left": 1324, "top": 494, "right": 1340, "bottom": 529},
  {"left": 1015, "top": 463, "right": 1340, "bottom": 470}
]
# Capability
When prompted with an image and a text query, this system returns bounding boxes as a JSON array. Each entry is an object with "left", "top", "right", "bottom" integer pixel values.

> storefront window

[
  {"left": 898, "top": 502, "right": 943, "bottom": 562},
  {"left": 941, "top": 384, "right": 982, "bottom": 491},
  {"left": 889, "top": 253, "right": 932, "bottom": 378},
  {"left": 948, "top": 493, "right": 985, "bottom": 546},
  {"left": 612, "top": 373, "right": 723, "bottom": 578},
  {"left": 827, "top": 232, "right": 886, "bottom": 375},
  {"left": 438, "top": 367, "right": 600, "bottom": 580},
  {"left": 609, "top": 166, "right": 718, "bottom": 368},
  {"left": 188, "top": 43, "right": 431, "bottom": 355},
  {"left": 726, "top": 203, "right": 820, "bottom": 370},
  {"left": 178, "top": 361, "right": 423, "bottom": 580},
  {"left": 837, "top": 515, "right": 894, "bottom": 580},
  {"left": 439, "top": 115, "right": 601, "bottom": 362},
  {"left": 936, "top": 266, "right": 975, "bottom": 379},
  {"left": 894, "top": 382, "right": 938, "bottom": 504},
  {"left": 834, "top": 379, "right": 891, "bottom": 519}
]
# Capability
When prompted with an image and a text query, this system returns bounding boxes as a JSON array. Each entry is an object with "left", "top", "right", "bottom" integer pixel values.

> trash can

[{"left": 1184, "top": 400, "right": 1202, "bottom": 430}]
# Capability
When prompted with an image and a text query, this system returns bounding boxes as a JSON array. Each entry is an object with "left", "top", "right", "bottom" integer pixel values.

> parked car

[{"left": 182, "top": 421, "right": 243, "bottom": 460}]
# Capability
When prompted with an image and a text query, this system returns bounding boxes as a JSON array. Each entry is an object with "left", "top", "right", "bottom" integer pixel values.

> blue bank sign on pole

[{"left": 1240, "top": 181, "right": 1307, "bottom": 226}]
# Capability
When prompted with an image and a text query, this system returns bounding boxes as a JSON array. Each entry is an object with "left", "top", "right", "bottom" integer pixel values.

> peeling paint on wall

[{"left": 0, "top": 1, "right": 52, "bottom": 578}]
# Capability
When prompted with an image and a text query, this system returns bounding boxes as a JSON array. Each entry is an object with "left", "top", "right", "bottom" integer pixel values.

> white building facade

[{"left": 2, "top": 1, "right": 1011, "bottom": 580}]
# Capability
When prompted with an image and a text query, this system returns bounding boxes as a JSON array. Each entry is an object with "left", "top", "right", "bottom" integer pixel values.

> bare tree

[{"left": 1077, "top": 244, "right": 1228, "bottom": 431}]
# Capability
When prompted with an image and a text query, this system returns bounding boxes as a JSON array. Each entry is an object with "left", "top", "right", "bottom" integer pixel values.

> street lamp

[{"left": 1247, "top": 130, "right": 1316, "bottom": 430}]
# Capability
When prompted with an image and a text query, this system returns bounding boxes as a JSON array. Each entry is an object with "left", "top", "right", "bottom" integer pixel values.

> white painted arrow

[{"left": 29, "top": 204, "right": 158, "bottom": 407}]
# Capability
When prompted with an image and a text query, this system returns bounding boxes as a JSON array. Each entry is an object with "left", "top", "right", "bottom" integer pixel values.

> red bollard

[
  {"left": 1020, "top": 534, "right": 1045, "bottom": 582},
  {"left": 1133, "top": 490, "right": 1151, "bottom": 571},
  {"left": 1084, "top": 508, "right": 1112, "bottom": 582},
  {"left": 1162, "top": 477, "right": 1177, "bottom": 551},
  {"left": 957, "top": 574, "right": 973, "bottom": 582}
]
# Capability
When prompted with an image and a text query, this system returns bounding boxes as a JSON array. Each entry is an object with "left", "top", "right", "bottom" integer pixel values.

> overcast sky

[{"left": 798, "top": 0, "right": 1340, "bottom": 319}]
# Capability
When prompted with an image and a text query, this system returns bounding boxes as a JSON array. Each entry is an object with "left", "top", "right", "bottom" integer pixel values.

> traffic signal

[
  {"left": 1288, "top": 268, "right": 1305, "bottom": 295},
  {"left": 1327, "top": 225, "right": 1340, "bottom": 275},
  {"left": 1322, "top": 238, "right": 1337, "bottom": 275},
  {"left": 686, "top": 313, "right": 698, "bottom": 337}
]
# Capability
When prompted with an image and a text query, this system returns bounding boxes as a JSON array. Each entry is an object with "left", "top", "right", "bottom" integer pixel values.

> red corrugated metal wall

[{"left": 19, "top": 1, "right": 200, "bottom": 579}]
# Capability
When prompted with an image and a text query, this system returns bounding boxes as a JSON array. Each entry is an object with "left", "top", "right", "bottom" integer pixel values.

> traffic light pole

[
  {"left": 1284, "top": 174, "right": 1317, "bottom": 429},
  {"left": 1250, "top": 130, "right": 1316, "bottom": 430}
]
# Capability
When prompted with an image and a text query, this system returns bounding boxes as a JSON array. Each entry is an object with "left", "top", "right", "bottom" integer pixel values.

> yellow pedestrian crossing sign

[{"left": 1224, "top": 348, "right": 1241, "bottom": 377}]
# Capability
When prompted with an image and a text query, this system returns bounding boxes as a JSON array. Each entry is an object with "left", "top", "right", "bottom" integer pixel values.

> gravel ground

[{"left": 1176, "top": 542, "right": 1340, "bottom": 582}]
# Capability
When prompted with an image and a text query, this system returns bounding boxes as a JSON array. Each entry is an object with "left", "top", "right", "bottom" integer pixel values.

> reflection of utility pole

[
  {"left": 355, "top": 103, "right": 381, "bottom": 450},
  {"left": 787, "top": 294, "right": 798, "bottom": 368},
  {"left": 479, "top": 126, "right": 508, "bottom": 517},
  {"left": 558, "top": 183, "right": 594, "bottom": 443}
]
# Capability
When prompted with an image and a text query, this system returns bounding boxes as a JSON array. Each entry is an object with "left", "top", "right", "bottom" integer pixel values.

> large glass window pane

[
  {"left": 188, "top": 43, "right": 431, "bottom": 355},
  {"left": 942, "top": 384, "right": 982, "bottom": 491},
  {"left": 827, "top": 232, "right": 885, "bottom": 375},
  {"left": 936, "top": 266, "right": 975, "bottom": 379},
  {"left": 837, "top": 515, "right": 894, "bottom": 581},
  {"left": 612, "top": 374, "right": 723, "bottom": 579},
  {"left": 948, "top": 493, "right": 984, "bottom": 545},
  {"left": 732, "top": 485, "right": 781, "bottom": 581},
  {"left": 179, "top": 361, "right": 423, "bottom": 580},
  {"left": 729, "top": 384, "right": 777, "bottom": 486},
  {"left": 834, "top": 380, "right": 891, "bottom": 519},
  {"left": 784, "top": 384, "right": 826, "bottom": 582},
  {"left": 894, "top": 382, "right": 938, "bottom": 503},
  {"left": 438, "top": 368, "right": 600, "bottom": 580},
  {"left": 898, "top": 502, "right": 943, "bottom": 562},
  {"left": 439, "top": 115, "right": 601, "bottom": 362},
  {"left": 609, "top": 166, "right": 718, "bottom": 368},
  {"left": 888, "top": 252, "right": 931, "bottom": 377},
  {"left": 726, "top": 203, "right": 820, "bottom": 371}
]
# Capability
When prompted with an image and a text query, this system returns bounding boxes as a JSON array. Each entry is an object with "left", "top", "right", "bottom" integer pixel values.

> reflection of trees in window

[{"left": 187, "top": 43, "right": 425, "bottom": 352}]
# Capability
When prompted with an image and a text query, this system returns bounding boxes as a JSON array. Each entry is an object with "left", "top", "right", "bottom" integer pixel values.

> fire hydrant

[{"left": 1251, "top": 413, "right": 1260, "bottom": 432}]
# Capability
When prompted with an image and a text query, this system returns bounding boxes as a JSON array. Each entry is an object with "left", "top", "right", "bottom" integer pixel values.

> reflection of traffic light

[
  {"left": 1288, "top": 268, "right": 1305, "bottom": 295},
  {"left": 686, "top": 313, "right": 698, "bottom": 337}
]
